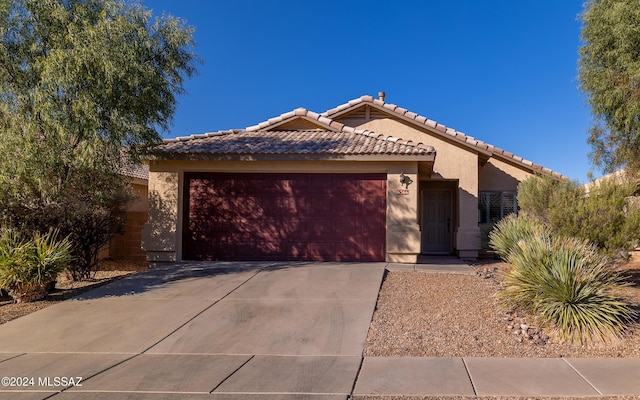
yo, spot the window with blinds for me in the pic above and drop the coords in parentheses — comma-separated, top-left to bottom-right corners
(478, 191, 517, 224)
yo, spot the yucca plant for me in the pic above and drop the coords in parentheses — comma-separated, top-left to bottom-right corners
(489, 214, 550, 260)
(498, 233, 553, 313)
(500, 235, 635, 343)
(0, 228, 73, 302)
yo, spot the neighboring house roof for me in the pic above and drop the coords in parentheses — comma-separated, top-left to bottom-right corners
(155, 95, 564, 178)
(119, 161, 149, 180)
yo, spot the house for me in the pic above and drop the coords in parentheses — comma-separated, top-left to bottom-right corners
(141, 94, 564, 263)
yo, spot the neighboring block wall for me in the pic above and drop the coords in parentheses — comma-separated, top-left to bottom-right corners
(106, 179, 149, 262)
(108, 211, 148, 262)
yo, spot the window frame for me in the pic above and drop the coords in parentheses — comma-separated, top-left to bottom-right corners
(478, 191, 518, 224)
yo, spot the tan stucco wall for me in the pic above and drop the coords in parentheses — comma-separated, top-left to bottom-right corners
(142, 160, 422, 263)
(345, 115, 545, 257)
(351, 117, 482, 257)
(479, 157, 533, 192)
(385, 163, 420, 263)
(142, 171, 180, 262)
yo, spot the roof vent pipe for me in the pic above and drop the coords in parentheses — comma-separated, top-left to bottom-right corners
(378, 91, 385, 102)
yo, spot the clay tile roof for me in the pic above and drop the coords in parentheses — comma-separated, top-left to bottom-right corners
(119, 160, 149, 180)
(157, 94, 564, 178)
(159, 129, 436, 157)
(158, 105, 436, 159)
(322, 95, 566, 179)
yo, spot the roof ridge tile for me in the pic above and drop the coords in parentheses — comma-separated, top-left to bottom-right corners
(395, 106, 408, 115)
(342, 125, 356, 134)
(306, 110, 321, 120)
(317, 115, 333, 125)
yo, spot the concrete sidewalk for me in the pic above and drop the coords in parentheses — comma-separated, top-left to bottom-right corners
(0, 260, 638, 399)
(354, 356, 640, 397)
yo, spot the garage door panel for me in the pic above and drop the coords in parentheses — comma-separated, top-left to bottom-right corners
(333, 196, 360, 218)
(361, 227, 386, 242)
(279, 220, 309, 240)
(305, 242, 336, 261)
(335, 243, 361, 261)
(282, 243, 304, 259)
(254, 219, 308, 241)
(258, 242, 283, 258)
(307, 196, 333, 215)
(236, 242, 258, 257)
(363, 195, 385, 209)
(254, 222, 280, 242)
(307, 220, 336, 240)
(183, 173, 386, 261)
(334, 220, 359, 236)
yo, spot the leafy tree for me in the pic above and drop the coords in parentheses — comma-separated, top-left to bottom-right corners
(579, 0, 640, 173)
(0, 0, 198, 279)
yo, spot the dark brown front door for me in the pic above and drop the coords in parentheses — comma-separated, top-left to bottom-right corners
(183, 172, 387, 261)
(421, 189, 453, 254)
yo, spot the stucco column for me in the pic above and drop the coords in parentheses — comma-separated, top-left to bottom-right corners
(386, 164, 420, 263)
(141, 170, 181, 263)
(455, 167, 481, 259)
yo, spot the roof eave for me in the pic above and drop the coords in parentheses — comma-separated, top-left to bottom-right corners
(150, 152, 436, 163)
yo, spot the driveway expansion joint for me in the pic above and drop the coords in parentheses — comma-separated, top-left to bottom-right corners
(209, 354, 255, 393)
(141, 265, 266, 355)
(563, 357, 604, 396)
(461, 357, 478, 396)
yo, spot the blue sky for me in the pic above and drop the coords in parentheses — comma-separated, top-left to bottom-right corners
(145, 0, 595, 182)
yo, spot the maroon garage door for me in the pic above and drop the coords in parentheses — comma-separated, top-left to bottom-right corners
(182, 172, 386, 261)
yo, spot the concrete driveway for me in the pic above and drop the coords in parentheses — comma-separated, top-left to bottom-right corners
(0, 261, 386, 399)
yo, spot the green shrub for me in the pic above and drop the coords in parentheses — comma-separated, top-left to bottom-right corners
(516, 174, 562, 222)
(0, 228, 73, 302)
(500, 235, 635, 343)
(0, 167, 133, 281)
(488, 214, 550, 260)
(517, 174, 640, 256)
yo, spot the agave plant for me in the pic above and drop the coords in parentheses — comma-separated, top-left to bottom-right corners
(0, 228, 73, 302)
(500, 234, 635, 343)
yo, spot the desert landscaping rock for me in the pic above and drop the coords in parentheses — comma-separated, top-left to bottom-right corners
(365, 261, 640, 358)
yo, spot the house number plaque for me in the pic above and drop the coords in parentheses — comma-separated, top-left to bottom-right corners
(397, 189, 409, 195)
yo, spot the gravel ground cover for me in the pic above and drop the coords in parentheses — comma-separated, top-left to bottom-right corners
(364, 259, 640, 358)
(359, 259, 640, 400)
